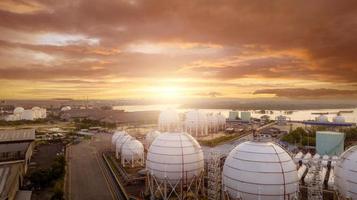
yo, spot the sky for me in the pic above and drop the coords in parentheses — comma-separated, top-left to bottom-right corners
(0, 0, 357, 100)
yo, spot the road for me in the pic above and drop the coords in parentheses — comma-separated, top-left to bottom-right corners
(67, 134, 117, 200)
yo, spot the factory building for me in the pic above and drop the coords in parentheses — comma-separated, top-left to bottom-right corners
(228, 111, 239, 120)
(240, 111, 251, 122)
(316, 131, 345, 156)
(0, 129, 35, 200)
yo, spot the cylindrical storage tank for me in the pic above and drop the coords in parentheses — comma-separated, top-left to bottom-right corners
(146, 132, 204, 184)
(158, 109, 180, 132)
(322, 155, 330, 167)
(331, 155, 339, 167)
(145, 130, 160, 149)
(115, 134, 132, 158)
(185, 110, 208, 137)
(121, 139, 144, 167)
(298, 165, 307, 180)
(335, 146, 357, 199)
(294, 152, 303, 164)
(222, 141, 299, 200)
(303, 152, 312, 164)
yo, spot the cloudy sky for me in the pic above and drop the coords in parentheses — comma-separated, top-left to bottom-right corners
(0, 0, 357, 100)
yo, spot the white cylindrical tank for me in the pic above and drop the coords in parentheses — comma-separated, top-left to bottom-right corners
(333, 116, 345, 123)
(222, 141, 299, 200)
(294, 152, 303, 164)
(335, 146, 357, 199)
(185, 110, 208, 137)
(121, 139, 144, 167)
(331, 155, 339, 167)
(145, 130, 160, 149)
(303, 152, 312, 164)
(313, 153, 321, 164)
(146, 132, 204, 184)
(328, 168, 335, 189)
(158, 109, 180, 132)
(298, 165, 307, 180)
(115, 134, 132, 158)
(322, 155, 330, 167)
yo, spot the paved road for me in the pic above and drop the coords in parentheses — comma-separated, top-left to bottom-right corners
(68, 135, 114, 200)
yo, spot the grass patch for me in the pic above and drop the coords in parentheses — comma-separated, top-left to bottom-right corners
(198, 133, 242, 147)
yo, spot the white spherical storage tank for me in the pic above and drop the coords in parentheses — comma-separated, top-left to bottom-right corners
(158, 108, 180, 132)
(32, 107, 41, 119)
(13, 107, 24, 115)
(185, 110, 208, 137)
(61, 106, 71, 111)
(146, 132, 204, 199)
(121, 139, 145, 167)
(222, 141, 299, 200)
(216, 113, 226, 130)
(207, 114, 219, 133)
(115, 134, 132, 159)
(335, 145, 357, 200)
(316, 115, 329, 123)
(145, 130, 160, 149)
(333, 116, 345, 123)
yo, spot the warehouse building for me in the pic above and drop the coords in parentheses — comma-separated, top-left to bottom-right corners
(0, 129, 35, 200)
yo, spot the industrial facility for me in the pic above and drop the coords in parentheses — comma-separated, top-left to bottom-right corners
(5, 107, 47, 121)
(103, 109, 357, 200)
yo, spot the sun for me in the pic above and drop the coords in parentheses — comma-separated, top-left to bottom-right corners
(147, 86, 183, 99)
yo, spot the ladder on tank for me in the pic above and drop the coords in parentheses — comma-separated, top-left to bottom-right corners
(307, 160, 323, 200)
(207, 151, 222, 200)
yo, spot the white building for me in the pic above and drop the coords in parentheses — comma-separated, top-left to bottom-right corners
(240, 111, 251, 122)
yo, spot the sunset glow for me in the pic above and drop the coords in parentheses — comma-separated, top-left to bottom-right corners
(0, 0, 357, 100)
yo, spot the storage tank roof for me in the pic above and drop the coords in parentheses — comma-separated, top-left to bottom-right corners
(146, 132, 204, 184)
(223, 141, 299, 200)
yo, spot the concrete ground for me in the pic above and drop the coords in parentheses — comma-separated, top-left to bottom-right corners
(67, 134, 114, 200)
